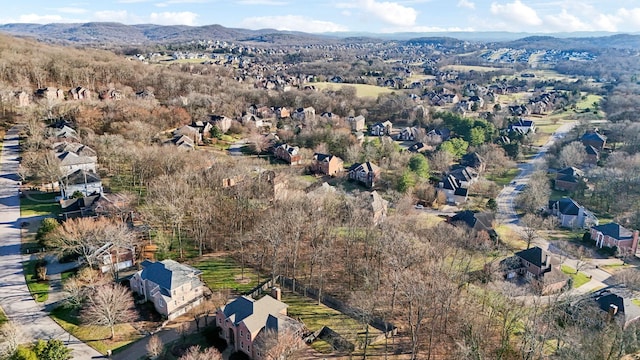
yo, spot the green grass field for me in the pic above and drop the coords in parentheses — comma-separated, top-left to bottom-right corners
(561, 264, 591, 288)
(194, 256, 265, 294)
(576, 94, 602, 110)
(23, 259, 49, 302)
(487, 168, 519, 187)
(311, 82, 396, 98)
(20, 192, 60, 217)
(282, 291, 383, 354)
(50, 306, 141, 355)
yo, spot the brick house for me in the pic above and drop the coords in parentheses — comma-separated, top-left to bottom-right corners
(130, 260, 207, 320)
(591, 223, 639, 254)
(310, 153, 343, 176)
(555, 167, 584, 192)
(274, 144, 302, 165)
(347, 115, 366, 132)
(348, 162, 380, 188)
(216, 291, 302, 359)
(501, 246, 569, 295)
(581, 130, 607, 151)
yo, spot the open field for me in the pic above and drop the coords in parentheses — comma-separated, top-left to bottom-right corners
(487, 168, 519, 187)
(282, 290, 384, 354)
(51, 306, 141, 355)
(561, 264, 591, 288)
(312, 82, 397, 98)
(194, 256, 265, 295)
(576, 94, 603, 110)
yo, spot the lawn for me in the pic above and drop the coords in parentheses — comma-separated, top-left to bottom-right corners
(495, 224, 527, 251)
(561, 264, 591, 288)
(576, 94, 603, 110)
(282, 291, 384, 354)
(50, 306, 141, 355)
(20, 191, 60, 217)
(23, 259, 49, 302)
(311, 82, 396, 98)
(193, 256, 265, 295)
(487, 168, 519, 187)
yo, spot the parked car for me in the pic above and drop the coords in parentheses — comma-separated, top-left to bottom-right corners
(415, 204, 424, 209)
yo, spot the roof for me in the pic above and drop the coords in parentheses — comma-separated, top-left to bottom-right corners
(60, 193, 101, 211)
(349, 161, 379, 174)
(585, 145, 599, 155)
(550, 198, 581, 216)
(450, 210, 493, 232)
(57, 151, 95, 166)
(557, 167, 583, 177)
(370, 191, 388, 213)
(221, 295, 289, 335)
(590, 286, 640, 327)
(313, 153, 341, 163)
(460, 152, 484, 168)
(140, 260, 203, 297)
(581, 131, 607, 143)
(64, 169, 101, 186)
(515, 247, 547, 268)
(591, 223, 634, 241)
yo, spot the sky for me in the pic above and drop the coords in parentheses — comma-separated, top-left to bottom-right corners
(3, 0, 640, 34)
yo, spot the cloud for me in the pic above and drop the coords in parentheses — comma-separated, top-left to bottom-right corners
(149, 11, 199, 25)
(93, 10, 136, 23)
(239, 15, 347, 32)
(155, 0, 210, 6)
(490, 0, 542, 26)
(457, 0, 475, 10)
(5, 14, 70, 23)
(236, 0, 287, 4)
(380, 25, 474, 33)
(360, 0, 418, 26)
(544, 9, 589, 32)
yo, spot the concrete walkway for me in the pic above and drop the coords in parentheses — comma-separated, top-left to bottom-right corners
(0, 126, 103, 359)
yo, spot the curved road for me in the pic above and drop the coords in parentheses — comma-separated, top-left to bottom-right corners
(0, 126, 102, 359)
(496, 121, 615, 288)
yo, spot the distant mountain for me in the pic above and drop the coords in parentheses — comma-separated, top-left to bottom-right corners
(1, 22, 640, 50)
(0, 22, 334, 45)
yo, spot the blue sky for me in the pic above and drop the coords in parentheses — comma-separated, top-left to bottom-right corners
(3, 0, 640, 34)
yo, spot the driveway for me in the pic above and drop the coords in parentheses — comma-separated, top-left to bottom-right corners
(0, 126, 103, 359)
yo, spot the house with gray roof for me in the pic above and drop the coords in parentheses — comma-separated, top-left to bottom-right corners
(130, 260, 207, 320)
(216, 291, 302, 359)
(60, 169, 103, 199)
(549, 197, 598, 229)
(56, 151, 97, 176)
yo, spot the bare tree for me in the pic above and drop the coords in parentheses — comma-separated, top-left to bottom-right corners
(521, 214, 544, 249)
(146, 335, 163, 359)
(178, 345, 222, 360)
(46, 217, 103, 268)
(254, 328, 302, 360)
(81, 283, 136, 339)
(0, 321, 23, 357)
(558, 141, 587, 168)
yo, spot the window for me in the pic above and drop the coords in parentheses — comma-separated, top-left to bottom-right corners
(241, 342, 243, 349)
(247, 333, 250, 340)
(218, 318, 221, 325)
(240, 330, 243, 337)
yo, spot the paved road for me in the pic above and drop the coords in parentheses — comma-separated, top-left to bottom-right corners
(495, 122, 617, 289)
(0, 126, 103, 359)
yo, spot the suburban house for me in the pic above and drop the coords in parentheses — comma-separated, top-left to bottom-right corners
(310, 153, 344, 176)
(449, 166, 479, 187)
(348, 162, 380, 188)
(191, 120, 213, 137)
(130, 260, 207, 320)
(291, 107, 316, 124)
(426, 128, 451, 143)
(49, 125, 79, 142)
(509, 119, 536, 134)
(581, 130, 607, 151)
(590, 286, 640, 328)
(437, 174, 469, 205)
(370, 121, 393, 136)
(35, 87, 64, 101)
(164, 135, 195, 150)
(584, 144, 600, 166)
(555, 167, 584, 192)
(52, 142, 97, 159)
(173, 125, 202, 144)
(216, 291, 302, 359)
(59, 169, 103, 199)
(501, 246, 569, 295)
(590, 223, 639, 254)
(460, 152, 485, 173)
(548, 198, 598, 229)
(210, 115, 233, 134)
(59, 194, 102, 220)
(57, 151, 97, 176)
(370, 191, 389, 225)
(273, 144, 302, 165)
(346, 115, 366, 132)
(68, 86, 91, 100)
(275, 107, 291, 119)
(396, 127, 420, 141)
(88, 242, 136, 274)
(449, 210, 495, 234)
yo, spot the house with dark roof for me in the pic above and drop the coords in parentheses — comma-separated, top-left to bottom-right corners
(581, 130, 607, 152)
(460, 152, 485, 173)
(60, 169, 103, 199)
(273, 144, 302, 165)
(216, 291, 302, 359)
(449, 210, 495, 234)
(310, 153, 343, 176)
(348, 162, 380, 188)
(408, 142, 431, 153)
(498, 246, 569, 295)
(554, 167, 584, 192)
(509, 119, 536, 134)
(396, 126, 420, 141)
(437, 174, 469, 205)
(130, 260, 207, 320)
(549, 198, 598, 229)
(586, 286, 640, 328)
(370, 121, 393, 136)
(584, 144, 600, 166)
(590, 223, 639, 254)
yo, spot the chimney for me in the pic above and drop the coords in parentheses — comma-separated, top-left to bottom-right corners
(632, 230, 639, 255)
(271, 287, 281, 301)
(609, 304, 619, 317)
